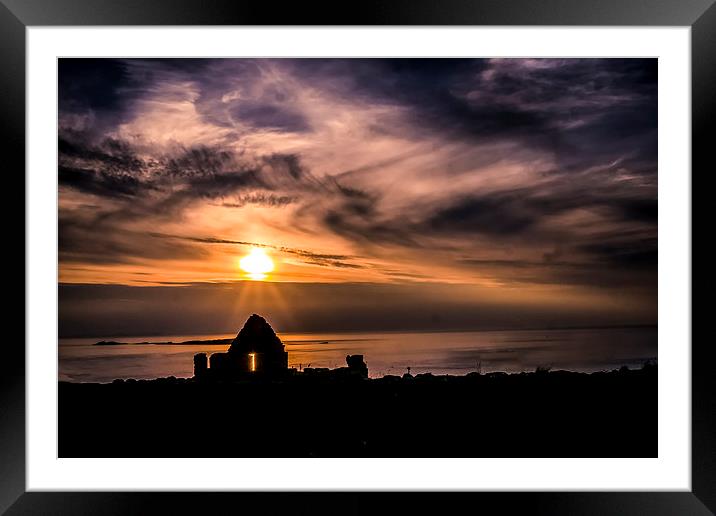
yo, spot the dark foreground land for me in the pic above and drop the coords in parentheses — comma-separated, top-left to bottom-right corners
(59, 365, 656, 457)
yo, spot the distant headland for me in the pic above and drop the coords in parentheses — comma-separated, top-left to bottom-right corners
(94, 338, 233, 346)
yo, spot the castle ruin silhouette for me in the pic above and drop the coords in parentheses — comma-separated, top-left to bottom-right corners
(193, 314, 367, 380)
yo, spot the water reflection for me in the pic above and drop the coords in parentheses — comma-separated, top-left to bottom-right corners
(59, 326, 657, 383)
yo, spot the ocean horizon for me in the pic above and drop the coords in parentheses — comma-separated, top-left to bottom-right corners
(59, 326, 657, 382)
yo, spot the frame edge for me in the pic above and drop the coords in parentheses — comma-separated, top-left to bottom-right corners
(0, 0, 26, 514)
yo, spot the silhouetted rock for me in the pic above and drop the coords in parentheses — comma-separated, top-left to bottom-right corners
(346, 354, 368, 378)
(304, 367, 330, 375)
(193, 353, 207, 378)
(486, 372, 508, 379)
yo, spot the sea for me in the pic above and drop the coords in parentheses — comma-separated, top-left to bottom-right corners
(58, 326, 657, 383)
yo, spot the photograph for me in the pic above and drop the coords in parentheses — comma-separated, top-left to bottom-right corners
(57, 57, 658, 458)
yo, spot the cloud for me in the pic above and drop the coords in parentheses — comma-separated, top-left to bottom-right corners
(579, 240, 657, 269)
(58, 136, 310, 207)
(59, 215, 210, 265)
(278, 58, 656, 165)
(220, 193, 296, 208)
(229, 102, 310, 132)
(58, 58, 657, 296)
(153, 233, 366, 269)
(59, 165, 143, 198)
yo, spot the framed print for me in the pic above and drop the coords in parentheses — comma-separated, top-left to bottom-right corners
(3, 0, 712, 514)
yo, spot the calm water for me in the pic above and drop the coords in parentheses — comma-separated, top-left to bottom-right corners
(58, 327, 657, 383)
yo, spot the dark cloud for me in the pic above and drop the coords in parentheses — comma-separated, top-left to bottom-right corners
(59, 165, 143, 198)
(58, 136, 306, 204)
(165, 146, 235, 177)
(152, 233, 366, 270)
(310, 173, 656, 258)
(459, 255, 655, 288)
(283, 58, 656, 166)
(423, 185, 657, 238)
(59, 137, 145, 171)
(229, 103, 310, 132)
(580, 240, 657, 269)
(58, 136, 150, 199)
(426, 192, 537, 236)
(322, 211, 420, 248)
(614, 198, 658, 224)
(59, 59, 136, 117)
(58, 58, 657, 166)
(244, 244, 362, 269)
(221, 193, 296, 208)
(59, 216, 209, 265)
(57, 141, 324, 265)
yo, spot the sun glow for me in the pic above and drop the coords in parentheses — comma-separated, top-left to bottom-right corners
(239, 248, 275, 280)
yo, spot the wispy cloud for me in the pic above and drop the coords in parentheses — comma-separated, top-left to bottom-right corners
(58, 58, 657, 303)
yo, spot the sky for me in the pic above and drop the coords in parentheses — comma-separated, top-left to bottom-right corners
(58, 58, 657, 337)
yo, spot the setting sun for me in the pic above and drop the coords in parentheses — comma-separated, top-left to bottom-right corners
(239, 248, 274, 280)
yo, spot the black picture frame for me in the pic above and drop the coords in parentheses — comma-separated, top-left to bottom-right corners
(2, 0, 710, 514)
